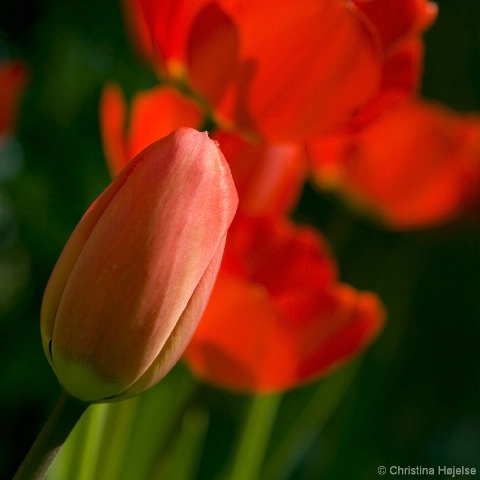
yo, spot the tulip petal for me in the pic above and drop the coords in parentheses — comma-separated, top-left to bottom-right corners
(187, 277, 384, 392)
(138, 0, 210, 76)
(353, 0, 437, 48)
(128, 86, 203, 161)
(221, 216, 336, 291)
(41, 142, 142, 363)
(187, 2, 239, 107)
(185, 271, 298, 392)
(117, 235, 226, 400)
(99, 83, 129, 176)
(99, 84, 204, 176)
(351, 37, 424, 128)
(296, 285, 385, 380)
(213, 131, 307, 216)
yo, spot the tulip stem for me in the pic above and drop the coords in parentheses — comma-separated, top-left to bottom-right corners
(13, 391, 88, 480)
(228, 393, 282, 480)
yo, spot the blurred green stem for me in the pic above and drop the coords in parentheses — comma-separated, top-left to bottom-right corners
(228, 393, 282, 480)
(13, 391, 88, 480)
(262, 362, 359, 479)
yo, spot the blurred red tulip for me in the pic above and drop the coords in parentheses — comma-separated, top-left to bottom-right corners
(134, 0, 382, 142)
(185, 215, 385, 392)
(0, 60, 29, 135)
(41, 128, 238, 402)
(308, 99, 480, 229)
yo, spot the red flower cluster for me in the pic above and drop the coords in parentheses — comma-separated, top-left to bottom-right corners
(117, 0, 480, 232)
(308, 2, 480, 229)
(100, 83, 384, 393)
(100, 0, 476, 392)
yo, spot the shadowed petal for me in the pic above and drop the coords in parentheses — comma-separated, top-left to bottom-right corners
(214, 131, 307, 216)
(353, 0, 437, 48)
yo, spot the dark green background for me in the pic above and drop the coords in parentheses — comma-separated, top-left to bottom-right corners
(1, 0, 480, 478)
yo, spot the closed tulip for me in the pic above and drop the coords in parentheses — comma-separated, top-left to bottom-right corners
(40, 128, 238, 402)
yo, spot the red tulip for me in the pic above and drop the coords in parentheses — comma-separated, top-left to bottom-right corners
(40, 128, 238, 402)
(133, 0, 382, 142)
(185, 215, 385, 392)
(308, 99, 480, 229)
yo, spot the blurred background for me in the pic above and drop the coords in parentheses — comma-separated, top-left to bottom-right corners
(1, 0, 480, 478)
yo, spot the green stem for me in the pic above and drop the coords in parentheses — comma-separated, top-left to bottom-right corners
(75, 403, 110, 480)
(155, 407, 209, 480)
(96, 398, 140, 480)
(13, 391, 88, 480)
(228, 393, 282, 480)
(262, 362, 359, 480)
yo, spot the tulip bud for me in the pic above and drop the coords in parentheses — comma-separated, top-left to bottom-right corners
(40, 128, 238, 402)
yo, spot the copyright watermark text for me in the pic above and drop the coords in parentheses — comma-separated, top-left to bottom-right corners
(377, 466, 477, 477)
